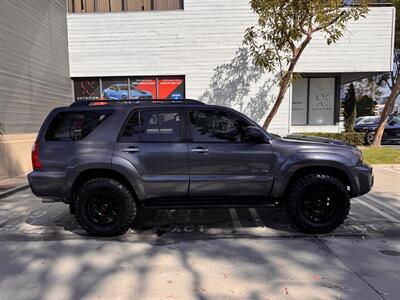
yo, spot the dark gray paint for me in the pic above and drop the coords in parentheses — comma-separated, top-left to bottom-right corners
(28, 102, 373, 205)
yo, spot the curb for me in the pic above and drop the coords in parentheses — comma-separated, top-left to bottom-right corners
(0, 184, 29, 199)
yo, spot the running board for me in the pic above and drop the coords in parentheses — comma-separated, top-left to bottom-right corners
(141, 200, 278, 209)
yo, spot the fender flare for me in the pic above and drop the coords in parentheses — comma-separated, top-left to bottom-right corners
(271, 154, 358, 198)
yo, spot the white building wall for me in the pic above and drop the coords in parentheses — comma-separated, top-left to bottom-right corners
(67, 1, 394, 135)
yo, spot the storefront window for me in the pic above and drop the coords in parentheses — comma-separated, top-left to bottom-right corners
(158, 77, 185, 100)
(102, 78, 129, 100)
(73, 76, 185, 101)
(74, 78, 101, 101)
(130, 77, 156, 99)
(291, 77, 336, 126)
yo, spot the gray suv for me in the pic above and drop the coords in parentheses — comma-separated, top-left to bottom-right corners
(28, 99, 373, 236)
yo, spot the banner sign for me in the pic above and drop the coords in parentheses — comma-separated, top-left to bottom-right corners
(74, 79, 100, 101)
(158, 77, 185, 100)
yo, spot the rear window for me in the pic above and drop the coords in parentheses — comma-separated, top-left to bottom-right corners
(45, 110, 112, 141)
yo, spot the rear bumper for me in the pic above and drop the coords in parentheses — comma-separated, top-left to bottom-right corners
(353, 164, 374, 196)
(28, 170, 67, 200)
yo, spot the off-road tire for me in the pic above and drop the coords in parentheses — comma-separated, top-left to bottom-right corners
(285, 174, 350, 234)
(75, 178, 138, 237)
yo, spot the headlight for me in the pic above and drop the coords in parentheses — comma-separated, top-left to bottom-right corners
(350, 148, 363, 162)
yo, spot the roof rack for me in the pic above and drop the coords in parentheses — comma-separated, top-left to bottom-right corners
(70, 99, 205, 107)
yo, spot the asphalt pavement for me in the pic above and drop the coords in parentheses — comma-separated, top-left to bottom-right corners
(0, 165, 399, 300)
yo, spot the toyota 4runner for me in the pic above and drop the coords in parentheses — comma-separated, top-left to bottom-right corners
(28, 99, 374, 236)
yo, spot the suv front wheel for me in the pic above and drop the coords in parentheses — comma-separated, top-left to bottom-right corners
(75, 178, 138, 237)
(285, 174, 350, 234)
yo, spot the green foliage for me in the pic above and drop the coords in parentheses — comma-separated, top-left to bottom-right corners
(295, 132, 365, 146)
(356, 95, 376, 117)
(343, 83, 357, 132)
(243, 0, 369, 75)
(361, 147, 400, 165)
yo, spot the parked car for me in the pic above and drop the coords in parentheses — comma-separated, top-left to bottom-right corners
(103, 84, 152, 100)
(28, 99, 373, 237)
(354, 114, 400, 145)
(355, 116, 375, 125)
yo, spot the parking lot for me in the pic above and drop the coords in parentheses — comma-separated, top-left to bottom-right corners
(0, 165, 399, 300)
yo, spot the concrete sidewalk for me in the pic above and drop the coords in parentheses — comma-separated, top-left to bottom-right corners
(0, 175, 29, 199)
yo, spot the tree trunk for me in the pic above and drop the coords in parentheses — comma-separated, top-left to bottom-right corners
(262, 74, 291, 128)
(262, 35, 312, 129)
(371, 77, 400, 147)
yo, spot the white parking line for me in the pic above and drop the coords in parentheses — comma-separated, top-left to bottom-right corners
(384, 168, 400, 174)
(362, 194, 400, 216)
(248, 208, 265, 227)
(354, 198, 400, 223)
(229, 208, 242, 229)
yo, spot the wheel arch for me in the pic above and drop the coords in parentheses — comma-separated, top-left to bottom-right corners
(71, 169, 139, 203)
(272, 164, 356, 201)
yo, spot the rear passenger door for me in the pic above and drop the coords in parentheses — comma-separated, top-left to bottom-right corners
(114, 109, 189, 199)
(186, 109, 274, 198)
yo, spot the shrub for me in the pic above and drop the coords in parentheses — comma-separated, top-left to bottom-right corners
(357, 95, 376, 117)
(291, 132, 365, 146)
(343, 83, 357, 132)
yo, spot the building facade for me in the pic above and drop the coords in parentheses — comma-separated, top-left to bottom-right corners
(0, 0, 72, 178)
(0, 0, 396, 178)
(67, 0, 395, 135)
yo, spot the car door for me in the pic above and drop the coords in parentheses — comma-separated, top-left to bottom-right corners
(385, 115, 400, 141)
(114, 108, 189, 199)
(186, 108, 274, 198)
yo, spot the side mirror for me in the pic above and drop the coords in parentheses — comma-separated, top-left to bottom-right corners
(388, 120, 396, 126)
(243, 126, 267, 144)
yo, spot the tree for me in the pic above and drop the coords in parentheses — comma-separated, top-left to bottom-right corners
(353, 76, 384, 101)
(372, 0, 400, 147)
(356, 95, 376, 117)
(243, 0, 369, 129)
(343, 83, 357, 132)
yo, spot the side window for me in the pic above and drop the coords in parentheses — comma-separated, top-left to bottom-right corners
(45, 111, 112, 141)
(121, 111, 140, 142)
(140, 110, 181, 142)
(188, 110, 250, 143)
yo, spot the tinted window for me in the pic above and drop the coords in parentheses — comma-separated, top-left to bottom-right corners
(189, 110, 250, 142)
(140, 111, 181, 142)
(121, 111, 140, 142)
(45, 111, 112, 141)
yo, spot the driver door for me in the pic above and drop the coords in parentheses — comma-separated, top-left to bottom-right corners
(186, 108, 274, 198)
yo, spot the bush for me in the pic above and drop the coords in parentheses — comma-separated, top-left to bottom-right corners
(291, 132, 365, 146)
(343, 83, 357, 132)
(357, 95, 375, 117)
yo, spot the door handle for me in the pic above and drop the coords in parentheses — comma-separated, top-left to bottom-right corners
(123, 147, 141, 153)
(190, 147, 209, 154)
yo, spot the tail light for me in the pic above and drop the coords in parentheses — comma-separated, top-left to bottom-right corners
(31, 141, 42, 169)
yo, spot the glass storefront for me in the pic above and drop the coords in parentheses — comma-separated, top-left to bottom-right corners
(291, 77, 337, 126)
(72, 76, 185, 101)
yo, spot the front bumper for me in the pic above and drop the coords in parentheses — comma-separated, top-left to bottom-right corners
(354, 164, 374, 196)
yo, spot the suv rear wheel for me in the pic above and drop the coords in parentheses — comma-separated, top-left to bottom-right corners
(75, 178, 138, 237)
(285, 174, 350, 234)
